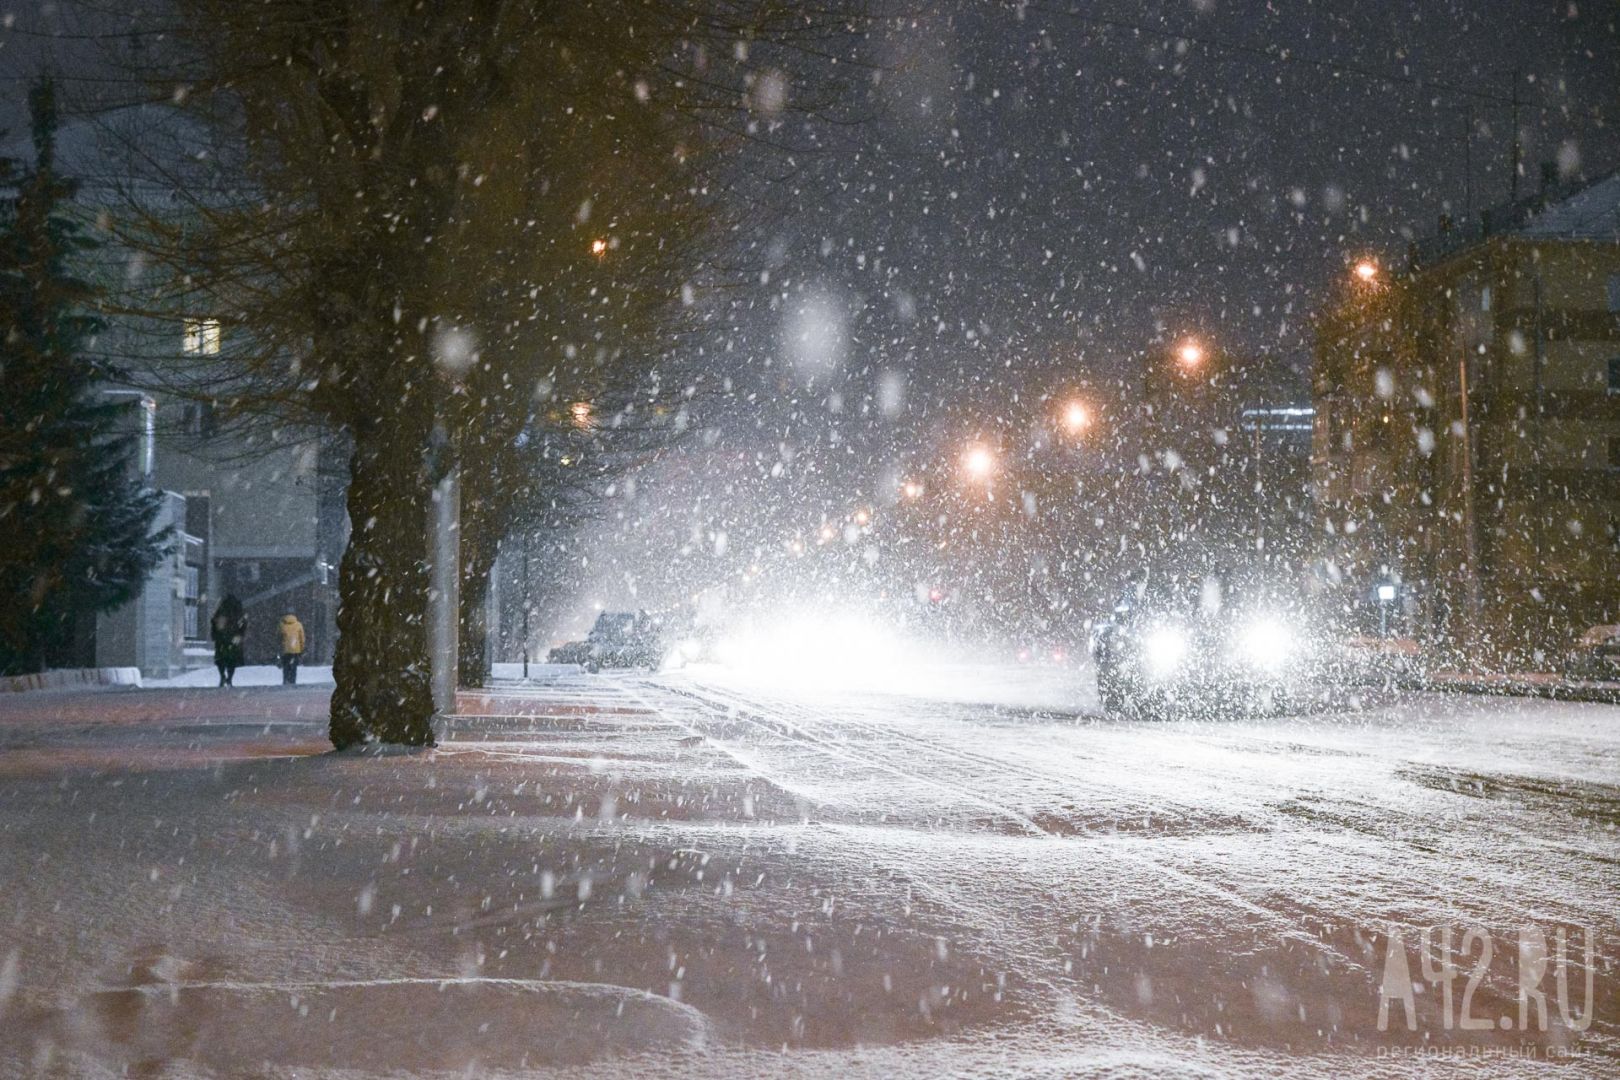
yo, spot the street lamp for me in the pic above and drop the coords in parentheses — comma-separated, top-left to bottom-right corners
(590, 238, 609, 257)
(900, 480, 925, 499)
(961, 443, 995, 481)
(1376, 582, 1397, 638)
(1061, 399, 1091, 435)
(1353, 259, 1379, 284)
(1175, 340, 1205, 371)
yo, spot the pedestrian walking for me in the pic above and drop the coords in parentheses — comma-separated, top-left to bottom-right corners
(278, 612, 306, 685)
(210, 595, 246, 687)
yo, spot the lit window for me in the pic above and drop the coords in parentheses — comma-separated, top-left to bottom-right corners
(182, 318, 221, 355)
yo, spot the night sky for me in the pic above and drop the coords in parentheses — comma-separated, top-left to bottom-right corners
(3, 1, 1617, 623)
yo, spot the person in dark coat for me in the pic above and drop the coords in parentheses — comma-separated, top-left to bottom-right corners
(210, 595, 247, 687)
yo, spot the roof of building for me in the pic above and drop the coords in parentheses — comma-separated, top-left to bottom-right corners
(1516, 170, 1620, 241)
(1410, 167, 1620, 267)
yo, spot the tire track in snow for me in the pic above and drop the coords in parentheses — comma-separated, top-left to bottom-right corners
(639, 677, 1339, 955)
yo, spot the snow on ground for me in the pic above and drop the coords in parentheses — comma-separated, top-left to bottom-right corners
(0, 665, 1614, 1076)
(144, 663, 336, 688)
(141, 662, 571, 691)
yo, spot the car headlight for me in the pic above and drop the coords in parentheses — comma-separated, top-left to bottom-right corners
(1238, 615, 1292, 670)
(1142, 625, 1189, 677)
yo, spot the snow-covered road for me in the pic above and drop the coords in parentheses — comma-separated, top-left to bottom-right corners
(0, 667, 1613, 1076)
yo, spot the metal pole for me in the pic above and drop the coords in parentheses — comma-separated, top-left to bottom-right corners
(521, 533, 530, 681)
(428, 463, 460, 716)
(1458, 347, 1484, 633)
(1532, 263, 1547, 557)
(1252, 410, 1264, 550)
(1462, 103, 1474, 216)
(1508, 67, 1522, 203)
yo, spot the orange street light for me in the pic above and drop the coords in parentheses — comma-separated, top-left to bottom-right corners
(901, 480, 925, 499)
(1061, 400, 1092, 434)
(590, 238, 609, 257)
(1353, 259, 1379, 283)
(962, 443, 996, 481)
(1175, 340, 1205, 371)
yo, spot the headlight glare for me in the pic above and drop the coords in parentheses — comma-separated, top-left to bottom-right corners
(1239, 615, 1292, 670)
(1142, 625, 1189, 677)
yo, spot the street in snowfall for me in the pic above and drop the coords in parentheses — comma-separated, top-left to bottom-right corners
(0, 663, 1615, 1076)
(1, 0, 1619, 1077)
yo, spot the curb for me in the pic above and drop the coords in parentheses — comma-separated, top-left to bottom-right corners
(1421, 676, 1620, 705)
(0, 667, 144, 694)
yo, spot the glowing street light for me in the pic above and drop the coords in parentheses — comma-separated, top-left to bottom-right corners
(852, 508, 871, 526)
(570, 401, 594, 428)
(1175, 340, 1205, 371)
(901, 480, 925, 499)
(1353, 259, 1379, 283)
(590, 237, 609, 257)
(962, 443, 996, 481)
(1061, 400, 1092, 434)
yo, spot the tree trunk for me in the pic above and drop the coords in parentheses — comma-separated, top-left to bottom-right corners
(329, 434, 435, 749)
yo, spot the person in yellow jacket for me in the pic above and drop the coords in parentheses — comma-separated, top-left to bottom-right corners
(278, 613, 306, 685)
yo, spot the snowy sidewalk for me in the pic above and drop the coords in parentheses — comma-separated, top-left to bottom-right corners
(0, 676, 1010, 1076)
(144, 662, 335, 688)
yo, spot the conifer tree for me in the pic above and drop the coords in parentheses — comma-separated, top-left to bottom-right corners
(0, 77, 167, 675)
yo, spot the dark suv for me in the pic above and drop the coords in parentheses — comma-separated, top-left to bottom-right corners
(1090, 568, 1326, 717)
(549, 611, 665, 672)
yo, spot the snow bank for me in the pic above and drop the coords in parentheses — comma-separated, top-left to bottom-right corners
(0, 667, 142, 694)
(143, 663, 334, 688)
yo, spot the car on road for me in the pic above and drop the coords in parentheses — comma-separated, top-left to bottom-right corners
(548, 611, 665, 672)
(1090, 568, 1326, 717)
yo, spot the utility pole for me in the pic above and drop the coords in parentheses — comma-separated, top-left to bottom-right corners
(1457, 347, 1484, 634)
(1462, 103, 1475, 215)
(1251, 408, 1265, 552)
(521, 533, 531, 681)
(1508, 66, 1523, 203)
(1532, 260, 1548, 557)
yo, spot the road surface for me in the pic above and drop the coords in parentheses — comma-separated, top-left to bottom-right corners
(0, 664, 1613, 1076)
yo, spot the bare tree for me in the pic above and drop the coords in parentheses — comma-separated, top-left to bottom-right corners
(100, 0, 867, 745)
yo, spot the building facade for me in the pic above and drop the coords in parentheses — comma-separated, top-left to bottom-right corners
(21, 108, 347, 676)
(1314, 169, 1620, 662)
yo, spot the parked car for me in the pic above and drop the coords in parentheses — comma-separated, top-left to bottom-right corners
(546, 639, 594, 666)
(1566, 624, 1620, 680)
(548, 611, 666, 672)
